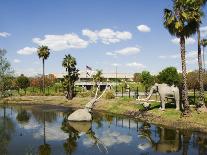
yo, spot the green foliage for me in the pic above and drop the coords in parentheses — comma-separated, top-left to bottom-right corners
(77, 90, 91, 97)
(92, 70, 103, 84)
(133, 73, 142, 82)
(62, 54, 79, 100)
(157, 67, 181, 86)
(104, 89, 115, 99)
(140, 71, 155, 92)
(37, 46, 50, 60)
(163, 0, 201, 38)
(16, 74, 30, 93)
(0, 49, 14, 98)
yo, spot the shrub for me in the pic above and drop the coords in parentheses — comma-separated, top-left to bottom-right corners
(77, 90, 91, 97)
(104, 90, 115, 99)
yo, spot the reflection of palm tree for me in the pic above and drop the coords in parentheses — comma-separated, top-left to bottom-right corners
(61, 118, 79, 155)
(31, 109, 57, 123)
(0, 106, 15, 154)
(196, 133, 207, 155)
(138, 123, 182, 153)
(38, 112, 51, 155)
(16, 109, 30, 124)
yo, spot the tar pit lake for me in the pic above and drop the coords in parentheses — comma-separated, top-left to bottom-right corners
(0, 104, 206, 155)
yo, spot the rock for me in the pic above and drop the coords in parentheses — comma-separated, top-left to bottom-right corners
(68, 109, 92, 121)
(69, 121, 92, 133)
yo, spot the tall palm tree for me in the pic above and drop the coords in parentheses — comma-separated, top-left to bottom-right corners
(196, 0, 206, 109)
(62, 54, 79, 100)
(37, 46, 50, 94)
(163, 0, 200, 115)
(201, 39, 207, 72)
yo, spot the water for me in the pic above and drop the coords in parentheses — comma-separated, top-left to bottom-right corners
(0, 105, 207, 155)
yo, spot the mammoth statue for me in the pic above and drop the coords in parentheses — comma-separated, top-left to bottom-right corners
(145, 83, 180, 110)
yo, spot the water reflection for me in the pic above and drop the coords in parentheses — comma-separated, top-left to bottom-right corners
(0, 106, 15, 154)
(0, 105, 207, 155)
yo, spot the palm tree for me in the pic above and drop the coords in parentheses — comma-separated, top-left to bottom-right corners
(201, 39, 207, 72)
(93, 70, 103, 86)
(37, 46, 50, 94)
(163, 0, 200, 115)
(62, 54, 79, 100)
(196, 0, 206, 109)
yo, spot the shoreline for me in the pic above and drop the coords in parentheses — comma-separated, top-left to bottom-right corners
(1, 95, 207, 133)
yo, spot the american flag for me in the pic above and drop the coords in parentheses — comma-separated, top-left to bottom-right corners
(86, 65, 92, 77)
(86, 65, 92, 70)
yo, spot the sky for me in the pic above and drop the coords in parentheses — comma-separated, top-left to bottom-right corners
(0, 0, 207, 76)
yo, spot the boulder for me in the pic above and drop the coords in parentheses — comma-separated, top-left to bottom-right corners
(68, 109, 92, 121)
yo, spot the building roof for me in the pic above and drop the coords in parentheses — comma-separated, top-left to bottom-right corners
(53, 70, 133, 79)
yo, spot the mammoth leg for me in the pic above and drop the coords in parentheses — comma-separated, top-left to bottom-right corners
(160, 96, 165, 110)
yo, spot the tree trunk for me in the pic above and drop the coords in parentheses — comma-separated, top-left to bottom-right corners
(197, 29, 205, 109)
(180, 36, 190, 115)
(43, 58, 45, 94)
(203, 45, 205, 72)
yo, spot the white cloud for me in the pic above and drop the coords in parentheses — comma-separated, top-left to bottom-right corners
(171, 37, 196, 45)
(0, 32, 11, 38)
(137, 25, 151, 32)
(33, 123, 68, 141)
(17, 47, 37, 55)
(115, 47, 140, 55)
(126, 62, 145, 68)
(14, 59, 21, 63)
(111, 63, 121, 67)
(82, 28, 132, 44)
(83, 130, 132, 147)
(200, 26, 207, 37)
(106, 52, 117, 56)
(158, 51, 198, 65)
(33, 33, 89, 51)
(158, 55, 167, 59)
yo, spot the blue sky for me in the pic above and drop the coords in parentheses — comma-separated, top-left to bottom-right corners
(0, 0, 207, 76)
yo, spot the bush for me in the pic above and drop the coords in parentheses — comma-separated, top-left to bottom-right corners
(104, 90, 115, 99)
(77, 90, 91, 97)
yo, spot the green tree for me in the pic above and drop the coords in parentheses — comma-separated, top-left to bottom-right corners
(196, 0, 207, 109)
(16, 74, 30, 94)
(92, 70, 103, 86)
(140, 71, 154, 95)
(133, 73, 141, 83)
(187, 71, 199, 90)
(62, 54, 79, 100)
(201, 39, 207, 72)
(0, 49, 13, 98)
(163, 0, 200, 115)
(37, 45, 50, 94)
(157, 67, 181, 86)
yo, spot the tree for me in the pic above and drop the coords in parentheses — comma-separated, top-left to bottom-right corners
(140, 71, 154, 95)
(195, 0, 207, 109)
(92, 70, 104, 86)
(157, 67, 181, 86)
(133, 73, 142, 83)
(16, 74, 30, 94)
(0, 49, 13, 98)
(37, 45, 50, 94)
(163, 0, 200, 115)
(201, 39, 207, 72)
(62, 54, 79, 100)
(187, 71, 199, 90)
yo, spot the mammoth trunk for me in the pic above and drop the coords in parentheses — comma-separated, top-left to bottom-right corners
(146, 87, 154, 101)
